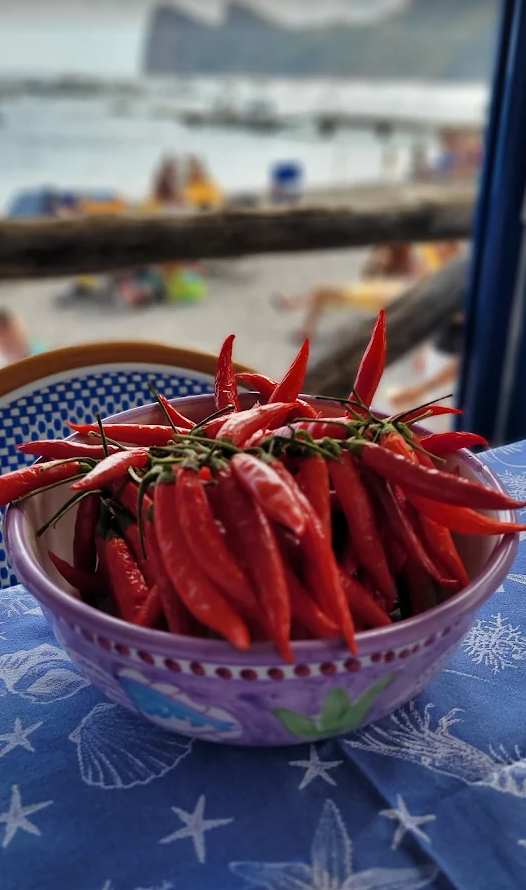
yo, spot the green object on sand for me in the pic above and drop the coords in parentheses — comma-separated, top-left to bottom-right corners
(166, 269, 208, 303)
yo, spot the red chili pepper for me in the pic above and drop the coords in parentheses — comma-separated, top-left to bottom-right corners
(144, 519, 195, 635)
(354, 440, 526, 510)
(339, 570, 392, 628)
(114, 480, 152, 526)
(285, 564, 338, 639)
(351, 309, 386, 408)
(215, 466, 292, 662)
(419, 431, 488, 456)
(295, 455, 331, 538)
(154, 479, 250, 649)
(235, 372, 277, 400)
(71, 449, 150, 492)
(66, 422, 182, 447)
(270, 418, 350, 442)
(379, 478, 458, 589)
(417, 514, 469, 587)
(0, 460, 90, 510)
(219, 401, 295, 446)
(405, 495, 526, 536)
(329, 451, 395, 606)
(268, 339, 310, 403)
(104, 532, 150, 623)
(135, 584, 165, 629)
(282, 400, 320, 422)
(381, 530, 406, 578)
(18, 440, 119, 460)
(231, 453, 306, 537)
(294, 490, 357, 654)
(399, 560, 436, 616)
(156, 393, 194, 430)
(115, 512, 156, 589)
(214, 334, 240, 412)
(400, 404, 462, 423)
(175, 467, 258, 615)
(382, 430, 468, 586)
(73, 493, 100, 574)
(48, 550, 100, 599)
(340, 538, 360, 577)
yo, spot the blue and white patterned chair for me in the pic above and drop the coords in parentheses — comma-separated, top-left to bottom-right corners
(0, 341, 253, 588)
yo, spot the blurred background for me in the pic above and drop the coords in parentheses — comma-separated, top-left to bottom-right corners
(0, 0, 501, 413)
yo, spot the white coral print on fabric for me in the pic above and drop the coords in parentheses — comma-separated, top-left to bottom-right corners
(0, 643, 90, 703)
(230, 799, 437, 890)
(159, 795, 233, 864)
(347, 702, 526, 798)
(495, 470, 526, 502)
(69, 702, 192, 790)
(463, 613, 526, 673)
(0, 587, 41, 620)
(0, 784, 53, 848)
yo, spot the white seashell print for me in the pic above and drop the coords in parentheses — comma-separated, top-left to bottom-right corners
(0, 643, 90, 703)
(69, 702, 192, 790)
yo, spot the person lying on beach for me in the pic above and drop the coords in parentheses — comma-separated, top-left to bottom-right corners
(273, 244, 420, 341)
(273, 242, 461, 343)
(0, 309, 46, 366)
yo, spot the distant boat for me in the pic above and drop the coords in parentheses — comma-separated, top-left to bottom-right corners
(180, 90, 282, 133)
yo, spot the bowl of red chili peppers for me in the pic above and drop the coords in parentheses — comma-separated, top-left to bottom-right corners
(3, 315, 523, 745)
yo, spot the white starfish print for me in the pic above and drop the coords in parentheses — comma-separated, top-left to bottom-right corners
(159, 795, 233, 864)
(231, 798, 437, 889)
(380, 794, 436, 850)
(289, 745, 343, 790)
(0, 717, 43, 758)
(518, 839, 526, 849)
(0, 784, 53, 848)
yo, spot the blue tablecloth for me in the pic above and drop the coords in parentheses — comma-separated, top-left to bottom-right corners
(2, 445, 526, 890)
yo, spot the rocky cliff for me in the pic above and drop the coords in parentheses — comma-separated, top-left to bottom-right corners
(143, 0, 500, 80)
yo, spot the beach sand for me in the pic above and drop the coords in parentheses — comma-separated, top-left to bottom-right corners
(0, 247, 453, 428)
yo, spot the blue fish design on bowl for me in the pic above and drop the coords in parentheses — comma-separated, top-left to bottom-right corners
(118, 670, 241, 740)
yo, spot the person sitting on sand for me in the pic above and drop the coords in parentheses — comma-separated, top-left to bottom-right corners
(0, 309, 45, 366)
(151, 155, 183, 208)
(183, 155, 223, 211)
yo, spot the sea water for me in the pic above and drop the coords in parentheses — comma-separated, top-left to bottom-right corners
(0, 76, 488, 213)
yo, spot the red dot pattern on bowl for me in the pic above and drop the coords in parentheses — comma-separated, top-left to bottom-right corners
(67, 619, 454, 680)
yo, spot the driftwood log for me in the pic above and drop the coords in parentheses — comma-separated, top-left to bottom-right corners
(0, 182, 474, 280)
(304, 253, 469, 397)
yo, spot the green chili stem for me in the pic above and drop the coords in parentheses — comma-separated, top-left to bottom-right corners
(191, 404, 235, 433)
(148, 380, 179, 434)
(36, 489, 103, 537)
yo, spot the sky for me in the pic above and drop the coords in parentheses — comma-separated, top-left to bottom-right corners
(0, 1, 407, 77)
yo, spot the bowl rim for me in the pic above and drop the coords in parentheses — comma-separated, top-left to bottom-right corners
(4, 394, 519, 660)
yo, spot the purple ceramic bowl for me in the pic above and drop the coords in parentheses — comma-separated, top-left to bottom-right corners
(4, 393, 518, 746)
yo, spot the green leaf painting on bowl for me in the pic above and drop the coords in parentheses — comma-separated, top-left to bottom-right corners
(272, 674, 396, 740)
